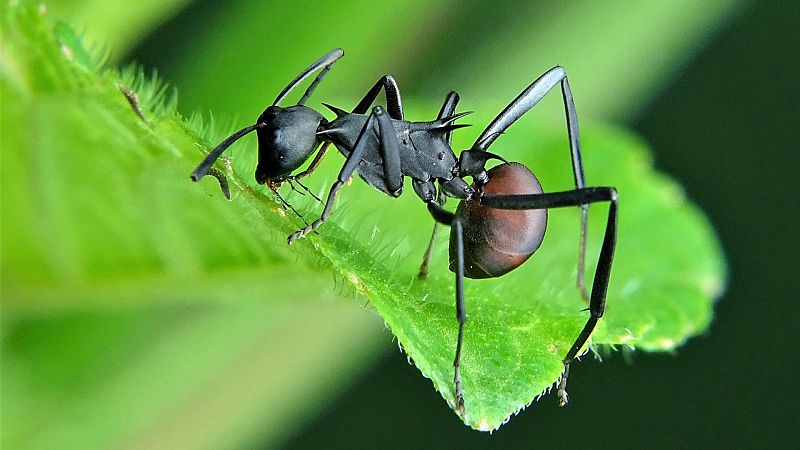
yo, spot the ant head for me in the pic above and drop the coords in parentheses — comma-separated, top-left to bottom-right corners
(189, 49, 344, 187)
(254, 105, 326, 185)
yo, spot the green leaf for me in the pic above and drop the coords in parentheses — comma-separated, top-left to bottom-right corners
(1, 0, 725, 440)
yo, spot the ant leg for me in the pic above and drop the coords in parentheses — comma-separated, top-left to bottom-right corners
(273, 48, 344, 107)
(268, 184, 311, 227)
(480, 186, 618, 406)
(352, 75, 404, 119)
(415, 181, 455, 225)
(412, 181, 464, 411)
(418, 222, 438, 280)
(473, 67, 590, 301)
(373, 107, 403, 195)
(287, 108, 405, 244)
(452, 218, 468, 414)
(416, 186, 448, 280)
(284, 178, 322, 203)
(282, 142, 332, 204)
(286, 114, 374, 244)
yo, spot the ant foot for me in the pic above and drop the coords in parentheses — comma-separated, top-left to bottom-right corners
(557, 387, 569, 407)
(557, 362, 570, 407)
(454, 366, 465, 415)
(287, 219, 322, 244)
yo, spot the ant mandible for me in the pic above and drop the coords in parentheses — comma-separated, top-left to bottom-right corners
(190, 48, 618, 414)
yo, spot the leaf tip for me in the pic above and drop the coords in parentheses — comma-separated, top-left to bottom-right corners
(477, 419, 494, 432)
(656, 337, 677, 350)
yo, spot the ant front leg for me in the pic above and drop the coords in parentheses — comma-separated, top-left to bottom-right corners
(479, 187, 618, 406)
(473, 67, 591, 301)
(287, 106, 403, 244)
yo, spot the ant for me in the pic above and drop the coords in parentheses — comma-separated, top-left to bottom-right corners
(190, 48, 617, 413)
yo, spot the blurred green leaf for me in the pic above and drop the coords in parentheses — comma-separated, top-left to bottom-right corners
(1, 5, 385, 449)
(44, 0, 195, 61)
(144, 0, 746, 124)
(408, 0, 748, 121)
(3, 304, 385, 449)
(135, 0, 458, 117)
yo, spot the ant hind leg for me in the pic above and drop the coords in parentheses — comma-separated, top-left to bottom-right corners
(479, 187, 618, 406)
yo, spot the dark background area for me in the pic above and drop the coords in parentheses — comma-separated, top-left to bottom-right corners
(124, 1, 797, 448)
(274, 3, 798, 448)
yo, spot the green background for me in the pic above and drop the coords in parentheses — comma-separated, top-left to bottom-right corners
(2, 0, 797, 448)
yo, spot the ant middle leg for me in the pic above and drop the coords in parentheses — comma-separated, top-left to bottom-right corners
(479, 186, 618, 406)
(287, 106, 403, 244)
(414, 182, 447, 279)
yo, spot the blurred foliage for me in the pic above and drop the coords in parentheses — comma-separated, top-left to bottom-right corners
(131, 0, 745, 122)
(1, 4, 385, 448)
(43, 0, 194, 60)
(2, 0, 733, 447)
(404, 0, 747, 120)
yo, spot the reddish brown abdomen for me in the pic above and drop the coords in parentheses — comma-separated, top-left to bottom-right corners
(449, 162, 547, 279)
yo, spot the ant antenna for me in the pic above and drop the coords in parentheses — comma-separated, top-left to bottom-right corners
(273, 48, 344, 107)
(190, 123, 265, 181)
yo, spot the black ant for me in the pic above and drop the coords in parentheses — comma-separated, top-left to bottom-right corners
(190, 48, 617, 413)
